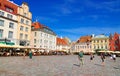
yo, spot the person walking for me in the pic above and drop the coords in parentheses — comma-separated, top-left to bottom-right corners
(78, 51, 84, 66)
(100, 53, 105, 66)
(112, 54, 116, 62)
(90, 53, 94, 62)
(29, 51, 33, 59)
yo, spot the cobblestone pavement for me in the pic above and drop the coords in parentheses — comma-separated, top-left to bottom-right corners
(0, 55, 120, 76)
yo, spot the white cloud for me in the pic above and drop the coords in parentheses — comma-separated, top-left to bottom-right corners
(52, 0, 82, 16)
(33, 16, 58, 23)
(84, 0, 120, 12)
(55, 26, 120, 41)
(55, 26, 120, 35)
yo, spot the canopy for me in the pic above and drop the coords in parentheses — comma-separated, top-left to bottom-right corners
(0, 41, 15, 45)
(113, 51, 120, 53)
(98, 50, 113, 53)
(6, 42, 15, 45)
(0, 44, 23, 48)
(0, 42, 6, 44)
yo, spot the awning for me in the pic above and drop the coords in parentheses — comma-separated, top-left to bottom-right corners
(0, 41, 15, 45)
(98, 50, 113, 53)
(114, 51, 120, 53)
(6, 42, 15, 45)
(0, 42, 6, 44)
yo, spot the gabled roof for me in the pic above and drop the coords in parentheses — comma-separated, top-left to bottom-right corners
(77, 36, 91, 43)
(32, 22, 56, 35)
(57, 37, 68, 45)
(32, 22, 43, 29)
(0, 0, 18, 15)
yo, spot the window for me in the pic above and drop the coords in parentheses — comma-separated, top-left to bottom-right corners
(97, 40, 99, 43)
(34, 39, 36, 43)
(24, 13, 27, 17)
(40, 39, 42, 43)
(21, 19, 24, 23)
(105, 45, 107, 49)
(94, 46, 96, 49)
(26, 20, 29, 25)
(20, 33, 23, 39)
(34, 45, 36, 47)
(9, 22, 14, 29)
(105, 40, 107, 42)
(5, 7, 13, 13)
(25, 34, 28, 40)
(0, 20, 4, 26)
(0, 29, 3, 38)
(34, 32, 37, 37)
(31, 26, 34, 30)
(7, 14, 13, 19)
(98, 46, 99, 49)
(41, 33, 43, 36)
(0, 11, 4, 16)
(101, 46, 103, 49)
(20, 26, 24, 31)
(25, 27, 28, 32)
(8, 31, 13, 38)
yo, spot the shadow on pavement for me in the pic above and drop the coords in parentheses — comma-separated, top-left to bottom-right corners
(73, 64, 80, 67)
(113, 67, 120, 70)
(94, 64, 103, 67)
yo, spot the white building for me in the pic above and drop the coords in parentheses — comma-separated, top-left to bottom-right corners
(56, 37, 70, 53)
(17, 2, 32, 46)
(31, 22, 56, 52)
(0, 0, 18, 45)
(71, 36, 93, 53)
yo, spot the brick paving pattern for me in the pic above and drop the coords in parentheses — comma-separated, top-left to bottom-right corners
(0, 55, 120, 76)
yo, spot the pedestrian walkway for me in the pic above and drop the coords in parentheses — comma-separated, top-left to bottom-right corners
(0, 55, 120, 76)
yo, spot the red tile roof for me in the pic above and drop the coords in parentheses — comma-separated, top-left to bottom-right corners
(77, 36, 91, 43)
(0, 0, 18, 14)
(57, 37, 68, 45)
(32, 22, 49, 30)
(32, 22, 43, 29)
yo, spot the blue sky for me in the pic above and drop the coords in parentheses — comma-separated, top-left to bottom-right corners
(12, 0, 120, 41)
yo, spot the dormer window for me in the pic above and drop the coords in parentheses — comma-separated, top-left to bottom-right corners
(31, 26, 35, 30)
(5, 6, 14, 13)
(24, 13, 27, 17)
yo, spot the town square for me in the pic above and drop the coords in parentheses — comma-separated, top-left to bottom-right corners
(0, 55, 120, 76)
(0, 0, 120, 76)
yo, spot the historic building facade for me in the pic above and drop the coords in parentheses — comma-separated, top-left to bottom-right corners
(72, 36, 92, 53)
(17, 2, 32, 46)
(0, 0, 18, 45)
(31, 22, 56, 52)
(56, 37, 70, 53)
(92, 34, 109, 51)
(109, 33, 120, 51)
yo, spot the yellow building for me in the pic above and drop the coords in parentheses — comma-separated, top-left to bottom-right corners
(92, 34, 109, 51)
(17, 2, 32, 46)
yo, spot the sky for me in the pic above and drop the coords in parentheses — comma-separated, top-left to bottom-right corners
(12, 0, 120, 41)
